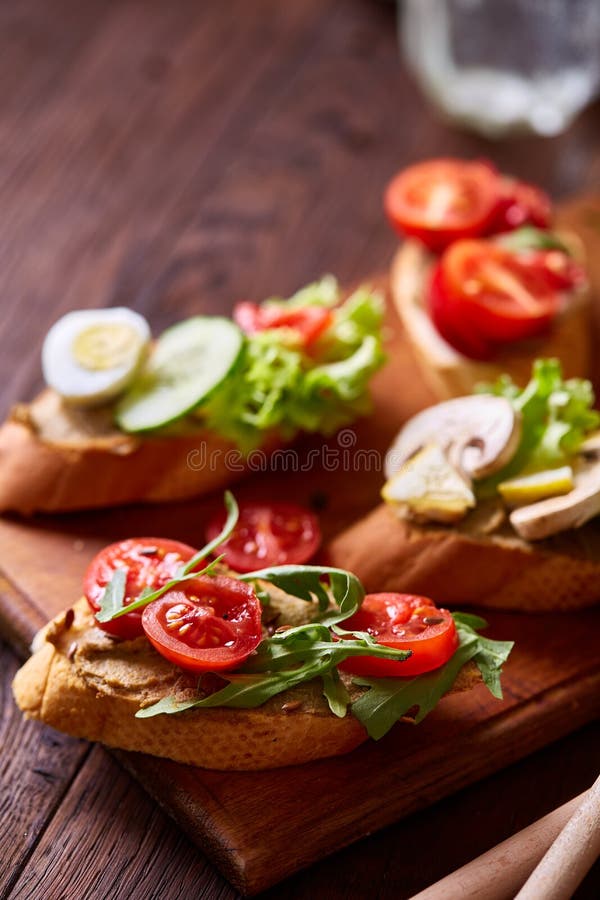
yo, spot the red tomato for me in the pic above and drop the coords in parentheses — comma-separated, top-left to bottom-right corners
(492, 178, 552, 232)
(437, 239, 560, 346)
(233, 301, 333, 346)
(206, 502, 322, 573)
(384, 159, 500, 252)
(84, 538, 198, 640)
(528, 250, 587, 292)
(339, 593, 458, 677)
(428, 263, 495, 360)
(141, 576, 262, 673)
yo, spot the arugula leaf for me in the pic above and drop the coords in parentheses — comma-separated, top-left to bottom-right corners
(239, 564, 365, 625)
(351, 633, 479, 739)
(137, 628, 411, 718)
(454, 614, 514, 699)
(322, 669, 351, 718)
(97, 493, 238, 623)
(349, 615, 513, 740)
(136, 611, 513, 726)
(451, 611, 488, 631)
(95, 567, 127, 621)
(183, 492, 239, 572)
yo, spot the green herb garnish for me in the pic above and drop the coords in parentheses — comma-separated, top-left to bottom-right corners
(95, 491, 512, 737)
(476, 358, 600, 495)
(200, 278, 386, 449)
(351, 614, 513, 739)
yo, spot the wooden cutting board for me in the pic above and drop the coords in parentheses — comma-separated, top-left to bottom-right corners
(1, 197, 600, 896)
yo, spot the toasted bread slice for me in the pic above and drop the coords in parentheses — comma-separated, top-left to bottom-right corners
(0, 390, 277, 514)
(391, 240, 591, 400)
(12, 598, 480, 770)
(328, 502, 600, 612)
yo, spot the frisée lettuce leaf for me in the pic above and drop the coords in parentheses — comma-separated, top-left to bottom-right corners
(200, 278, 385, 449)
(475, 358, 600, 495)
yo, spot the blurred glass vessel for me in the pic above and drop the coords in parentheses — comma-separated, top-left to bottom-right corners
(402, 0, 600, 137)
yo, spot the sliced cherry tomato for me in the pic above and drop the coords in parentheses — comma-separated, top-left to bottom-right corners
(492, 178, 552, 233)
(141, 575, 262, 673)
(527, 249, 587, 293)
(84, 538, 198, 640)
(233, 301, 333, 346)
(206, 502, 322, 573)
(428, 263, 495, 360)
(384, 159, 501, 252)
(339, 593, 458, 677)
(438, 239, 560, 345)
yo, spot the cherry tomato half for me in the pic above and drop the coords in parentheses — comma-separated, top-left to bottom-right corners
(529, 249, 587, 293)
(233, 302, 333, 346)
(428, 263, 495, 360)
(384, 159, 500, 252)
(206, 502, 322, 573)
(492, 177, 552, 233)
(141, 576, 262, 673)
(84, 538, 198, 640)
(428, 240, 561, 359)
(339, 593, 458, 677)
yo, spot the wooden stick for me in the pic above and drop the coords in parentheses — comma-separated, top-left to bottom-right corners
(409, 792, 586, 900)
(515, 774, 600, 900)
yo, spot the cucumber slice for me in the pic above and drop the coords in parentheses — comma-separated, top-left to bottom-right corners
(115, 317, 244, 432)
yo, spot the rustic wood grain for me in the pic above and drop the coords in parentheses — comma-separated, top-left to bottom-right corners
(0, 642, 90, 898)
(3, 508, 600, 893)
(1, 0, 600, 897)
(6, 744, 235, 900)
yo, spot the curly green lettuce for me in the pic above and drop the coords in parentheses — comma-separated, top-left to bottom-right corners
(200, 278, 385, 448)
(476, 358, 600, 494)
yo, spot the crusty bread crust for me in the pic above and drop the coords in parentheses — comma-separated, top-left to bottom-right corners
(391, 240, 592, 400)
(0, 390, 272, 514)
(328, 503, 600, 612)
(12, 599, 480, 770)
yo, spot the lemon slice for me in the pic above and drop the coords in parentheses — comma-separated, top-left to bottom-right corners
(498, 466, 574, 507)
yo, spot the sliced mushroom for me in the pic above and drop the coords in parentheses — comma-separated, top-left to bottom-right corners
(510, 455, 600, 541)
(383, 443, 475, 524)
(385, 395, 522, 481)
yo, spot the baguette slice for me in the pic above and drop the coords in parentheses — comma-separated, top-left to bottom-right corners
(391, 239, 591, 400)
(0, 390, 278, 514)
(328, 502, 600, 612)
(12, 598, 480, 771)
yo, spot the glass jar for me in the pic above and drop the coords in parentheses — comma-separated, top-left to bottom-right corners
(402, 0, 600, 137)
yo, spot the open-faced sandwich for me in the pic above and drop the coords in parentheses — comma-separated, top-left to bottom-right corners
(0, 277, 384, 513)
(385, 158, 590, 399)
(329, 359, 600, 612)
(12, 494, 512, 770)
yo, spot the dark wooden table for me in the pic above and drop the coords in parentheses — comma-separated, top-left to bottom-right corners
(1, 2, 599, 897)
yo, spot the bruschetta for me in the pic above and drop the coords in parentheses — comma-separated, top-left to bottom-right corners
(0, 278, 384, 513)
(329, 359, 600, 612)
(384, 159, 591, 399)
(12, 495, 512, 769)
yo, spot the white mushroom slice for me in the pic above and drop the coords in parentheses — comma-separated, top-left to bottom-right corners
(510, 456, 600, 541)
(382, 443, 476, 524)
(384, 395, 522, 481)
